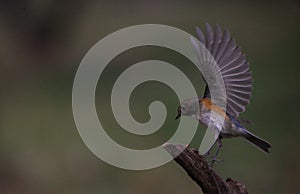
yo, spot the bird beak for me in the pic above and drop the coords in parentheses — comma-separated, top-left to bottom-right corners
(175, 114, 181, 120)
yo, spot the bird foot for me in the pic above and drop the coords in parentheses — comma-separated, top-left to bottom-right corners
(208, 158, 224, 167)
(202, 151, 210, 158)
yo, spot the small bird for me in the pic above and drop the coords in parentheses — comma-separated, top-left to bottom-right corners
(176, 24, 271, 161)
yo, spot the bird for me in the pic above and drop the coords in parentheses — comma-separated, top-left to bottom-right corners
(175, 23, 271, 163)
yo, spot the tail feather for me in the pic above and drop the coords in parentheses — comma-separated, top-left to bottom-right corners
(244, 131, 271, 153)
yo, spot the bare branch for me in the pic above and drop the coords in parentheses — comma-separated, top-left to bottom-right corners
(163, 143, 248, 194)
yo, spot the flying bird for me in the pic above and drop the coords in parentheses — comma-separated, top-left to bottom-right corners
(176, 23, 271, 163)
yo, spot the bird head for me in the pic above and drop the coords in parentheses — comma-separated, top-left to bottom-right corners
(175, 97, 200, 120)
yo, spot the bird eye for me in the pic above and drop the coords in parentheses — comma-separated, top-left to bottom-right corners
(177, 105, 181, 113)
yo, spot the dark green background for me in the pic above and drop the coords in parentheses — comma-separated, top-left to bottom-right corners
(1, 1, 299, 193)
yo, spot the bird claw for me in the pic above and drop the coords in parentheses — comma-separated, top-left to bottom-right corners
(202, 151, 210, 158)
(208, 158, 224, 167)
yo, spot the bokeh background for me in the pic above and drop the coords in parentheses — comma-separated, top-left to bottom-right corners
(1, 0, 300, 193)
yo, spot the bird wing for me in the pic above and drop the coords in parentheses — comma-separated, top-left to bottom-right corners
(195, 23, 252, 118)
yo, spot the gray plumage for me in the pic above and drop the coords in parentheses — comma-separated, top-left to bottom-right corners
(195, 23, 252, 118)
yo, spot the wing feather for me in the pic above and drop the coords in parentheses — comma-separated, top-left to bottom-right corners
(205, 23, 214, 51)
(195, 24, 253, 117)
(215, 29, 230, 62)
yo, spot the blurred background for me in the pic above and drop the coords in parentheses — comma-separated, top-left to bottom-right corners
(1, 0, 300, 193)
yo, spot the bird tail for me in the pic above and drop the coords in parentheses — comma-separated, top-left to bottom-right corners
(244, 130, 271, 153)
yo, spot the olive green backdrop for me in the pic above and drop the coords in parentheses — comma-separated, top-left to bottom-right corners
(1, 1, 299, 193)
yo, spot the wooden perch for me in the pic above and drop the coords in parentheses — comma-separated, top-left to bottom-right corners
(163, 143, 248, 194)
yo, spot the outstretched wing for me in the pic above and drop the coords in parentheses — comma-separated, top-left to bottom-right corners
(196, 23, 252, 118)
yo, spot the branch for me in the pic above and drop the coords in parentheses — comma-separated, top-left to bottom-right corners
(163, 143, 248, 194)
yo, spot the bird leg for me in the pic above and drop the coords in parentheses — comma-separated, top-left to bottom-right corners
(202, 136, 219, 158)
(208, 138, 224, 167)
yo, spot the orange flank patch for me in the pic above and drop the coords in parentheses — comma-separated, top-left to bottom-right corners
(200, 98, 230, 121)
